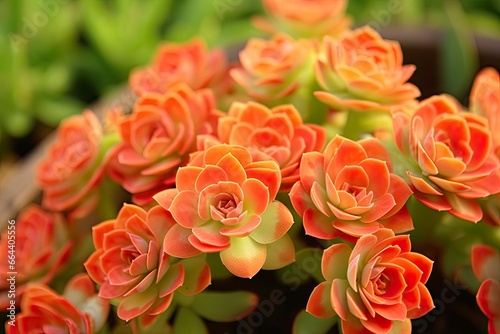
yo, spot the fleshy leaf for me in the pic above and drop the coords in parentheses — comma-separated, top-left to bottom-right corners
(191, 291, 258, 322)
(250, 201, 294, 244)
(117, 287, 158, 321)
(178, 256, 211, 296)
(172, 307, 208, 334)
(262, 234, 295, 270)
(220, 236, 267, 278)
(294, 309, 337, 334)
(307, 281, 335, 318)
(322, 243, 351, 281)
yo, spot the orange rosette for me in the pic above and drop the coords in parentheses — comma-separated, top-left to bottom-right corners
(393, 95, 500, 222)
(108, 84, 222, 205)
(307, 229, 434, 334)
(315, 26, 420, 113)
(37, 111, 106, 220)
(130, 39, 231, 98)
(255, 0, 351, 38)
(0, 205, 72, 308)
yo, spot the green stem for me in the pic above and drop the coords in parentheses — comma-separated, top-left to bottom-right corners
(381, 138, 421, 181)
(97, 177, 121, 221)
(407, 197, 447, 251)
(130, 319, 140, 334)
(97, 132, 121, 163)
(341, 110, 392, 141)
(95, 132, 122, 221)
(287, 54, 328, 125)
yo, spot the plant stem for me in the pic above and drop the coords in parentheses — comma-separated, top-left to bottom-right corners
(341, 110, 392, 140)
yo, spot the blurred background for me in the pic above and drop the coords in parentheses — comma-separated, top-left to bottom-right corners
(0, 0, 499, 162)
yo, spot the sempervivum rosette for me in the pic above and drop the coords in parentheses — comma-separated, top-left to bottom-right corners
(290, 135, 413, 241)
(129, 39, 231, 98)
(154, 144, 295, 278)
(254, 0, 351, 38)
(307, 228, 434, 334)
(37, 111, 106, 220)
(471, 245, 500, 334)
(6, 274, 109, 334)
(0, 205, 72, 308)
(315, 26, 420, 113)
(216, 102, 326, 191)
(108, 84, 222, 205)
(84, 204, 211, 325)
(393, 95, 500, 222)
(230, 34, 314, 106)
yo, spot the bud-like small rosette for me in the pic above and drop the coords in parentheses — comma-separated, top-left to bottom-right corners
(254, 0, 351, 38)
(290, 135, 413, 241)
(6, 274, 109, 334)
(37, 111, 105, 219)
(84, 204, 210, 324)
(217, 102, 326, 191)
(471, 245, 500, 334)
(230, 34, 313, 105)
(315, 26, 420, 113)
(154, 144, 295, 279)
(393, 95, 500, 222)
(108, 84, 222, 205)
(470, 67, 500, 159)
(130, 39, 231, 98)
(0, 205, 72, 308)
(307, 229, 434, 334)
(470, 69, 500, 227)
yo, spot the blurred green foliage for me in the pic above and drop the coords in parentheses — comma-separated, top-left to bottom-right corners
(0, 0, 263, 143)
(348, 0, 500, 33)
(0, 0, 83, 138)
(0, 0, 498, 153)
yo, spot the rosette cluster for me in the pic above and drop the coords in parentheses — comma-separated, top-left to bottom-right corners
(471, 245, 500, 334)
(393, 95, 500, 222)
(290, 135, 413, 241)
(215, 101, 326, 191)
(315, 26, 420, 113)
(85, 204, 211, 324)
(129, 39, 231, 98)
(255, 0, 351, 38)
(9, 1, 499, 332)
(231, 34, 313, 104)
(470, 67, 499, 158)
(0, 205, 72, 308)
(37, 111, 106, 219)
(108, 84, 222, 204)
(154, 144, 295, 278)
(6, 274, 109, 334)
(307, 229, 434, 334)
